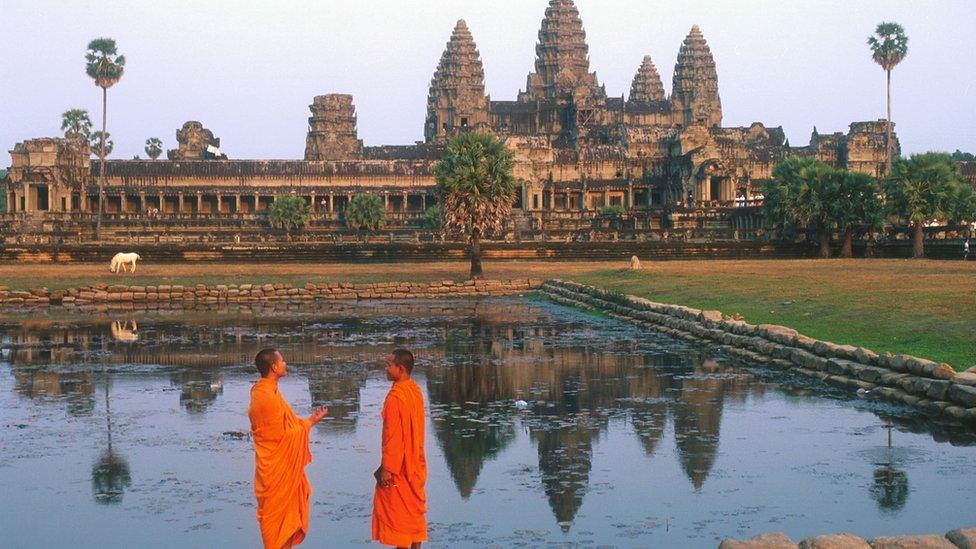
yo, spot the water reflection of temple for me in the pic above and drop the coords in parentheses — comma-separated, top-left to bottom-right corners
(3, 301, 764, 530)
(425, 308, 761, 528)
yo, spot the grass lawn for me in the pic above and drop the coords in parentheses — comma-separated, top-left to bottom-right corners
(1, 259, 973, 369)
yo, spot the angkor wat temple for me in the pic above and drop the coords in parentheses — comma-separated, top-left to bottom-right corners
(4, 0, 904, 243)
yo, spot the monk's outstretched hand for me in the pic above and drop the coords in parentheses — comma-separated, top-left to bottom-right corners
(374, 466, 395, 489)
(309, 407, 328, 425)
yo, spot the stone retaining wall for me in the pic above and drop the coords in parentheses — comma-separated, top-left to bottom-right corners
(719, 527, 975, 548)
(539, 279, 976, 430)
(0, 279, 542, 308)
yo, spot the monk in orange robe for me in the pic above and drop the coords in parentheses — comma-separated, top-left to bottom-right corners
(248, 348, 328, 549)
(372, 349, 428, 548)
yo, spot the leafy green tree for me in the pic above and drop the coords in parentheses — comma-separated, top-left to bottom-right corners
(90, 131, 113, 157)
(267, 195, 312, 236)
(835, 171, 884, 257)
(86, 37, 125, 239)
(950, 150, 975, 162)
(344, 194, 386, 236)
(435, 132, 517, 279)
(944, 180, 976, 237)
(61, 108, 93, 139)
(0, 169, 7, 213)
(868, 22, 908, 174)
(422, 204, 443, 231)
(762, 157, 837, 258)
(144, 137, 163, 160)
(886, 152, 964, 258)
(598, 204, 625, 216)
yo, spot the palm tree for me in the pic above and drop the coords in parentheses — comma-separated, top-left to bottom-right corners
(868, 22, 908, 175)
(90, 131, 114, 157)
(763, 157, 838, 258)
(267, 195, 312, 237)
(86, 37, 126, 239)
(61, 108, 93, 139)
(835, 171, 884, 257)
(345, 194, 386, 241)
(144, 137, 163, 160)
(435, 132, 517, 279)
(886, 152, 962, 258)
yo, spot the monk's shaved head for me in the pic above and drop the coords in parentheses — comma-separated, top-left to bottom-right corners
(391, 348, 414, 373)
(255, 348, 279, 377)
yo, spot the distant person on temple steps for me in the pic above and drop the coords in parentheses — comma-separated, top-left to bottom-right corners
(963, 239, 970, 261)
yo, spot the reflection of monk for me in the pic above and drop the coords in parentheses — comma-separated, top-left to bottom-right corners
(373, 349, 428, 548)
(248, 348, 328, 549)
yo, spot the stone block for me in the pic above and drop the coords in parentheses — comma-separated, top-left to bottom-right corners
(890, 354, 911, 372)
(700, 310, 723, 323)
(924, 380, 952, 401)
(719, 532, 798, 549)
(799, 533, 871, 549)
(953, 373, 976, 387)
(868, 535, 955, 548)
(931, 364, 955, 380)
(947, 384, 976, 408)
(945, 527, 976, 548)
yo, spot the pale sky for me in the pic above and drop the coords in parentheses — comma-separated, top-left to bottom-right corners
(2, 0, 973, 160)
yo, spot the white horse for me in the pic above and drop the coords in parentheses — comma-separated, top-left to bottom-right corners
(629, 255, 642, 270)
(110, 320, 139, 342)
(110, 252, 142, 273)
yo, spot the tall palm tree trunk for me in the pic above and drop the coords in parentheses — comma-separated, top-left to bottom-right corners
(885, 69, 892, 176)
(912, 223, 925, 259)
(96, 87, 107, 240)
(841, 226, 854, 258)
(469, 228, 484, 280)
(819, 230, 832, 259)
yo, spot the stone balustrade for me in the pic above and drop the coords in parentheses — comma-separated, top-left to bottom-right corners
(718, 527, 975, 548)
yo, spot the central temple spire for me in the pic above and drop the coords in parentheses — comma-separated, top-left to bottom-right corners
(671, 25, 722, 127)
(629, 55, 666, 103)
(425, 19, 489, 143)
(521, 0, 602, 101)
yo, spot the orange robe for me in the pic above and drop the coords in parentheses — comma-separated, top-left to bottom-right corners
(248, 378, 313, 549)
(372, 379, 428, 547)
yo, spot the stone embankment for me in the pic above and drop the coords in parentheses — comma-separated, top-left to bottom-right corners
(719, 528, 976, 548)
(0, 279, 542, 308)
(539, 279, 976, 429)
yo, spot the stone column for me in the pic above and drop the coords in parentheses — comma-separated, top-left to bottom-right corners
(328, 193, 334, 213)
(216, 193, 222, 214)
(178, 193, 184, 213)
(627, 183, 634, 209)
(421, 194, 427, 211)
(383, 193, 389, 211)
(235, 194, 241, 213)
(7, 191, 14, 213)
(196, 193, 202, 213)
(253, 192, 260, 212)
(602, 190, 608, 209)
(48, 186, 54, 212)
(310, 191, 316, 213)
(120, 194, 127, 214)
(402, 192, 408, 212)
(139, 192, 146, 213)
(158, 193, 164, 213)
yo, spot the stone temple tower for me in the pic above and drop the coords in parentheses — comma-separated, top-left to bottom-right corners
(671, 25, 722, 127)
(521, 0, 603, 101)
(425, 20, 490, 144)
(304, 94, 363, 161)
(629, 55, 666, 103)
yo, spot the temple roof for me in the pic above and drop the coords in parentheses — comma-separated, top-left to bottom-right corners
(629, 56, 666, 103)
(428, 20, 487, 106)
(93, 159, 437, 178)
(524, 0, 602, 100)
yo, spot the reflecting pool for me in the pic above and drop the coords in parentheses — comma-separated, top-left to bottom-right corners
(0, 299, 973, 547)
